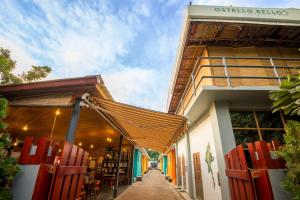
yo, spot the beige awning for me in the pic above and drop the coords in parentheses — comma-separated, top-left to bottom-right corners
(85, 97, 187, 152)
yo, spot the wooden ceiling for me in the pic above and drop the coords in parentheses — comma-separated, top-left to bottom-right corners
(6, 106, 129, 156)
(168, 22, 300, 113)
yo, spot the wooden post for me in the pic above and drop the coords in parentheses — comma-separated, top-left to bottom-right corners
(113, 134, 124, 198)
(66, 98, 81, 143)
(128, 145, 135, 185)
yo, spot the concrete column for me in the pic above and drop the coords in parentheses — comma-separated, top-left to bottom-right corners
(186, 130, 195, 199)
(66, 98, 81, 143)
(209, 101, 236, 200)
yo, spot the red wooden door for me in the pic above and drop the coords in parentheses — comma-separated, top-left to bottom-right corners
(48, 142, 88, 200)
(193, 152, 204, 200)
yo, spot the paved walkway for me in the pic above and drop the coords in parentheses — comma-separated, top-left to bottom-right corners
(116, 170, 183, 200)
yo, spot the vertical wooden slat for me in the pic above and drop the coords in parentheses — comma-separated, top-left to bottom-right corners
(49, 142, 72, 200)
(75, 151, 89, 199)
(32, 165, 53, 200)
(253, 170, 274, 200)
(19, 137, 34, 164)
(231, 149, 247, 200)
(255, 141, 272, 169)
(34, 137, 49, 164)
(236, 145, 254, 200)
(46, 142, 59, 164)
(68, 148, 84, 200)
(248, 143, 259, 168)
(193, 152, 204, 200)
(228, 150, 241, 200)
(61, 145, 78, 200)
(225, 154, 236, 200)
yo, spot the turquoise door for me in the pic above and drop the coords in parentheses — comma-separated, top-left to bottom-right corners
(163, 155, 168, 175)
(133, 149, 142, 181)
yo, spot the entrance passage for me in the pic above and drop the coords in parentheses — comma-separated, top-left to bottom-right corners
(116, 170, 183, 200)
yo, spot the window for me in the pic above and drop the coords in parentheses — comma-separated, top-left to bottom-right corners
(230, 110, 286, 146)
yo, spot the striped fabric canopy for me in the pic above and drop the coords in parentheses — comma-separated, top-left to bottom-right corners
(86, 97, 187, 152)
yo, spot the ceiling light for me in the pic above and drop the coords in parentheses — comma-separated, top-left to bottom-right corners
(55, 109, 61, 116)
(78, 142, 82, 147)
(90, 144, 94, 149)
(22, 125, 28, 131)
(106, 137, 112, 142)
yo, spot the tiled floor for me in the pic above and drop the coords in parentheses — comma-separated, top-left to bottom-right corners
(115, 170, 183, 200)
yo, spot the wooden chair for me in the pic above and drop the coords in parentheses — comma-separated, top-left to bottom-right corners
(102, 176, 115, 189)
(80, 185, 87, 200)
(89, 180, 101, 199)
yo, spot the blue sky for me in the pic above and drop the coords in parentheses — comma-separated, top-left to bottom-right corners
(0, 0, 299, 111)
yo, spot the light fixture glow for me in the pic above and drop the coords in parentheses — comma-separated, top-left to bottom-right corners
(106, 137, 112, 142)
(13, 142, 18, 146)
(78, 142, 82, 147)
(58, 149, 62, 153)
(22, 125, 28, 131)
(55, 109, 61, 116)
(90, 144, 94, 149)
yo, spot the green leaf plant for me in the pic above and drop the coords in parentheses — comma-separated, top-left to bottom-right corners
(270, 72, 300, 199)
(270, 73, 300, 116)
(0, 99, 20, 200)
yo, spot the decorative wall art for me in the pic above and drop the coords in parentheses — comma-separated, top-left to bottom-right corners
(205, 143, 215, 188)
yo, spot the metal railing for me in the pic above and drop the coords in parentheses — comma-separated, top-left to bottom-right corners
(175, 56, 300, 114)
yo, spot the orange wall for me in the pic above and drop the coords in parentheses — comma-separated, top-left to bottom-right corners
(141, 155, 148, 175)
(167, 149, 176, 184)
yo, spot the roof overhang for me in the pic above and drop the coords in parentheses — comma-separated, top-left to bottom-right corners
(0, 75, 113, 105)
(167, 5, 300, 113)
(184, 85, 279, 126)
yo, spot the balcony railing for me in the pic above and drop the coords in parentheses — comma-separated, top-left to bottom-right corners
(176, 56, 300, 115)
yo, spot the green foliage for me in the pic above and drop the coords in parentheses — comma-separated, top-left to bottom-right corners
(0, 47, 50, 199)
(0, 47, 51, 84)
(270, 74, 300, 116)
(270, 73, 300, 199)
(0, 99, 20, 199)
(146, 149, 160, 161)
(277, 121, 300, 200)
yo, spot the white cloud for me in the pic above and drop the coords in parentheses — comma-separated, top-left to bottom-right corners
(0, 36, 38, 74)
(103, 67, 169, 111)
(0, 0, 173, 111)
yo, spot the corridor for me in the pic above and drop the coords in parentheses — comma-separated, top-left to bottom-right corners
(116, 170, 183, 200)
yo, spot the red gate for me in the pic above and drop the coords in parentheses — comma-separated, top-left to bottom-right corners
(48, 141, 88, 200)
(225, 140, 285, 200)
(18, 137, 88, 200)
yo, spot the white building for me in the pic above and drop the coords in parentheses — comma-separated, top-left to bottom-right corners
(168, 5, 300, 200)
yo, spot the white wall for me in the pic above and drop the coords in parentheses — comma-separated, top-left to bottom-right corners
(177, 135, 188, 191)
(189, 113, 222, 200)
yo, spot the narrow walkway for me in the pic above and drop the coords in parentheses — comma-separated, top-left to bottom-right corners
(116, 170, 183, 200)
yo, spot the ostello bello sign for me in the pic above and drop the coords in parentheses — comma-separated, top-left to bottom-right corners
(214, 7, 289, 16)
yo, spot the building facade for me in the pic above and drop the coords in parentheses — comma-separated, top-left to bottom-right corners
(168, 5, 300, 200)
